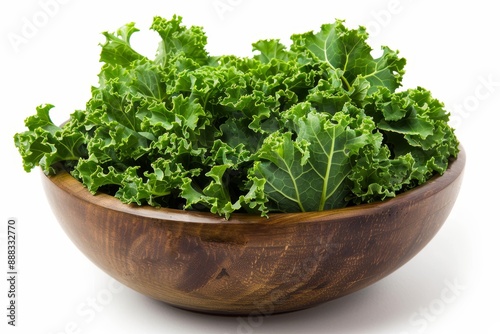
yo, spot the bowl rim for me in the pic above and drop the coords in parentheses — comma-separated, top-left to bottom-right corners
(43, 146, 465, 225)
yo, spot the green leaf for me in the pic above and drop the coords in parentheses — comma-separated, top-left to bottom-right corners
(307, 72, 351, 114)
(291, 20, 405, 93)
(21, 103, 61, 133)
(219, 118, 264, 153)
(151, 15, 209, 67)
(253, 103, 374, 212)
(100, 23, 146, 67)
(86, 122, 150, 163)
(348, 145, 416, 204)
(71, 155, 126, 193)
(172, 65, 226, 108)
(13, 105, 85, 173)
(355, 86, 460, 203)
(252, 39, 289, 63)
(181, 164, 239, 218)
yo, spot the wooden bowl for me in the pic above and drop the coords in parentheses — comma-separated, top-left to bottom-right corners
(41, 148, 465, 315)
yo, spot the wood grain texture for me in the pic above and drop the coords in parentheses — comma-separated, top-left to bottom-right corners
(41, 148, 465, 315)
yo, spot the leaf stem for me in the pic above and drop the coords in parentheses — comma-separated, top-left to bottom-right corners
(318, 134, 336, 211)
(341, 75, 351, 91)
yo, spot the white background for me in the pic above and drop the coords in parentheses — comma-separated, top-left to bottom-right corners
(1, 0, 499, 333)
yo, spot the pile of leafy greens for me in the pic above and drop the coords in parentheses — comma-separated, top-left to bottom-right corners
(14, 16, 459, 218)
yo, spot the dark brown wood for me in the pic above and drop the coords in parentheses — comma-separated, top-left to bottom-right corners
(41, 148, 465, 315)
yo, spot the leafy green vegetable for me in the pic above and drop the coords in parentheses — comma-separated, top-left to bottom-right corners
(251, 102, 378, 212)
(13, 16, 459, 218)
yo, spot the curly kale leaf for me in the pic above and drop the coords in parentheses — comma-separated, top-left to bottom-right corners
(13, 16, 459, 217)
